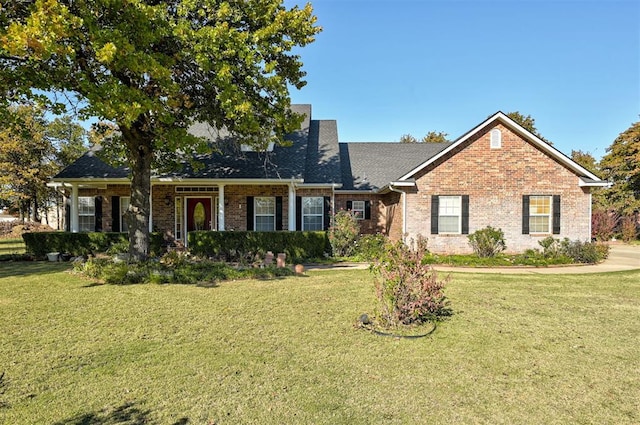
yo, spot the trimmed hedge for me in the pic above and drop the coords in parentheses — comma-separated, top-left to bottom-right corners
(22, 232, 166, 258)
(188, 231, 330, 263)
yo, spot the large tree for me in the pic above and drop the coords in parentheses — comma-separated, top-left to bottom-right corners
(0, 104, 57, 222)
(1, 0, 320, 260)
(598, 120, 640, 215)
(506, 111, 551, 144)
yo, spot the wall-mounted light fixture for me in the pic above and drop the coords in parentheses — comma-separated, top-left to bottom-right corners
(164, 194, 172, 206)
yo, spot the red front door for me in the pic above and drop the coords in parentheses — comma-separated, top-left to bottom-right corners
(186, 198, 212, 231)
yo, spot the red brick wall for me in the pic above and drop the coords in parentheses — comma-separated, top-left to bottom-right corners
(405, 122, 592, 253)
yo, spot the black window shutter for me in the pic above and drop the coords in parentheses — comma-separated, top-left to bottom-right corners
(552, 195, 561, 234)
(364, 200, 371, 220)
(296, 196, 302, 231)
(64, 196, 71, 232)
(461, 195, 469, 234)
(346, 200, 352, 211)
(111, 196, 120, 232)
(522, 195, 530, 234)
(95, 196, 103, 232)
(323, 196, 331, 230)
(246, 196, 254, 231)
(275, 196, 283, 231)
(431, 195, 439, 234)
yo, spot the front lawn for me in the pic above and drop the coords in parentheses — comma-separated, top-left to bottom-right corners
(0, 263, 638, 424)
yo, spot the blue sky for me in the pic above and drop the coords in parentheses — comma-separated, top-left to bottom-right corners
(286, 0, 639, 160)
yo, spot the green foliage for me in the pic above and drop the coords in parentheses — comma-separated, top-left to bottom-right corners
(467, 226, 506, 257)
(22, 232, 165, 258)
(421, 131, 450, 143)
(188, 231, 329, 263)
(352, 233, 388, 262)
(620, 215, 638, 242)
(371, 237, 451, 328)
(328, 210, 360, 257)
(506, 111, 551, 143)
(598, 120, 640, 216)
(74, 255, 294, 285)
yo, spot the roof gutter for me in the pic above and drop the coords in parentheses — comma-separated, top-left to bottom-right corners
(388, 182, 408, 243)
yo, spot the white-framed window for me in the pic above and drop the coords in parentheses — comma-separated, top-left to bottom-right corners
(120, 196, 130, 232)
(175, 196, 183, 240)
(78, 196, 95, 232)
(302, 197, 324, 231)
(490, 128, 502, 149)
(351, 200, 365, 220)
(438, 196, 462, 234)
(529, 195, 551, 233)
(255, 197, 275, 231)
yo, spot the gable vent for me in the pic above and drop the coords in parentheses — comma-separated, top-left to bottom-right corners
(490, 129, 502, 149)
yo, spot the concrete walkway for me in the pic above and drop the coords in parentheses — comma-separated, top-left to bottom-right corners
(306, 244, 639, 274)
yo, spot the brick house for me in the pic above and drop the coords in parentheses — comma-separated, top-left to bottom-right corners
(49, 105, 606, 253)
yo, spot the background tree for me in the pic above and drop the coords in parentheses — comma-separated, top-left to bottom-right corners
(506, 111, 551, 144)
(399, 132, 449, 143)
(399, 134, 418, 143)
(571, 149, 599, 173)
(1, 0, 321, 260)
(0, 105, 56, 222)
(421, 131, 449, 143)
(598, 120, 640, 216)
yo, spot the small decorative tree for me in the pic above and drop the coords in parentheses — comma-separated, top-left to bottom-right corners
(371, 236, 450, 328)
(328, 209, 360, 257)
(592, 209, 619, 241)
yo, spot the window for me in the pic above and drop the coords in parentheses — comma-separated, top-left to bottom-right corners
(490, 128, 502, 149)
(175, 197, 183, 240)
(302, 197, 324, 230)
(431, 195, 469, 235)
(529, 196, 551, 233)
(78, 196, 95, 232)
(255, 197, 275, 231)
(120, 196, 130, 232)
(351, 200, 366, 219)
(438, 196, 462, 234)
(523, 195, 560, 235)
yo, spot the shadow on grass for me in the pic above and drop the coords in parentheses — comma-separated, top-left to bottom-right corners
(52, 401, 190, 425)
(0, 261, 71, 279)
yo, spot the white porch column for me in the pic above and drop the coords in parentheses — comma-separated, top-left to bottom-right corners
(148, 185, 153, 232)
(70, 183, 79, 233)
(288, 183, 296, 231)
(218, 184, 225, 231)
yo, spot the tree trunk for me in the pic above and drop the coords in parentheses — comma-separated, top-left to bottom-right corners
(122, 122, 153, 262)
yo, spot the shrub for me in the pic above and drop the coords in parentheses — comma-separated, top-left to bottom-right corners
(538, 236, 562, 258)
(328, 210, 360, 257)
(371, 237, 450, 328)
(467, 226, 506, 258)
(352, 233, 388, 262)
(74, 256, 294, 285)
(592, 209, 619, 241)
(23, 232, 166, 258)
(620, 215, 638, 243)
(188, 231, 328, 263)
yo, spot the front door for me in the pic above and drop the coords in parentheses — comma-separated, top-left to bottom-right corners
(186, 198, 212, 231)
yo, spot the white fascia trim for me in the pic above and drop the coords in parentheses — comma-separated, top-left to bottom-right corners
(48, 178, 129, 186)
(334, 189, 377, 195)
(152, 178, 304, 185)
(398, 112, 603, 183)
(295, 183, 343, 189)
(579, 178, 610, 188)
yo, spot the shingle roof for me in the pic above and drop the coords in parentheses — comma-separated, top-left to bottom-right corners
(339, 142, 452, 190)
(53, 145, 129, 179)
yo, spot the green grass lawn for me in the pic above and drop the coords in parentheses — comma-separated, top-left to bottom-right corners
(0, 238, 25, 255)
(0, 263, 638, 424)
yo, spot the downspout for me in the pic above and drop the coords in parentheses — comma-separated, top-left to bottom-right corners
(388, 184, 407, 243)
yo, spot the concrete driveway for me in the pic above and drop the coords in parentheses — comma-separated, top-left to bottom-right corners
(433, 243, 640, 274)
